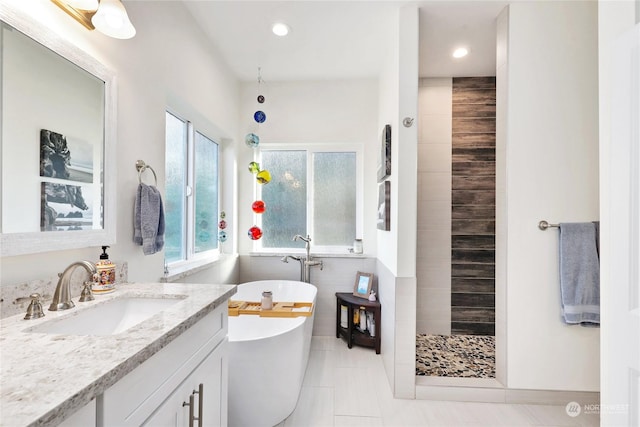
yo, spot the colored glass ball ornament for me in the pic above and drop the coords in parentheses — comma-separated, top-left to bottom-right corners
(248, 161, 260, 174)
(220, 211, 226, 219)
(245, 133, 260, 148)
(256, 169, 271, 184)
(218, 230, 228, 242)
(257, 95, 265, 103)
(254, 111, 266, 123)
(248, 226, 262, 240)
(252, 200, 266, 214)
(218, 219, 227, 230)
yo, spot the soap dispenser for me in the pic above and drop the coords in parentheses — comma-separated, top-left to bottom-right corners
(94, 245, 116, 294)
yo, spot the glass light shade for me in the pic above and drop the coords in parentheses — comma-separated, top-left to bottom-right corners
(91, 0, 136, 39)
(64, 0, 99, 10)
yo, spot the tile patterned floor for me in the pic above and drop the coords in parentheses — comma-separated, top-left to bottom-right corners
(416, 334, 496, 378)
(274, 336, 599, 427)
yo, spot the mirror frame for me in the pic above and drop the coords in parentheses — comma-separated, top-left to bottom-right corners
(0, 5, 116, 257)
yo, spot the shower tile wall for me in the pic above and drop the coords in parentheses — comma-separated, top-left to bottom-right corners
(416, 78, 452, 335)
(451, 77, 496, 336)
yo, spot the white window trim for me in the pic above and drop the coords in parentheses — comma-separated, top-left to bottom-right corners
(164, 110, 221, 278)
(253, 142, 363, 254)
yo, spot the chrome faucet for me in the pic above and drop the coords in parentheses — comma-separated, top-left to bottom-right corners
(49, 260, 98, 311)
(291, 234, 323, 283)
(281, 255, 304, 282)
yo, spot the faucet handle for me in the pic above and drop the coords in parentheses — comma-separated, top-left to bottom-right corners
(24, 293, 45, 320)
(79, 281, 95, 302)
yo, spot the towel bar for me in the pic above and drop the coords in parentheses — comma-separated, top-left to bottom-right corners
(135, 160, 158, 186)
(538, 220, 559, 230)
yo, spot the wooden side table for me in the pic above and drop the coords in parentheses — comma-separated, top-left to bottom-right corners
(335, 292, 381, 354)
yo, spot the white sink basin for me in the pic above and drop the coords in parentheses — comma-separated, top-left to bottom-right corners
(26, 296, 185, 336)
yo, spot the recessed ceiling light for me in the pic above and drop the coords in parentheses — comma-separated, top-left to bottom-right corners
(452, 47, 469, 58)
(272, 23, 290, 37)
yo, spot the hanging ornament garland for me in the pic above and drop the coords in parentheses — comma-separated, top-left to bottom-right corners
(218, 211, 227, 250)
(246, 68, 269, 240)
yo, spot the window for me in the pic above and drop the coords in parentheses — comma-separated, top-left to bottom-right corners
(165, 111, 219, 267)
(257, 145, 361, 251)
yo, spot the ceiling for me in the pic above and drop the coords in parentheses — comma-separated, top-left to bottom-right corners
(182, 1, 509, 83)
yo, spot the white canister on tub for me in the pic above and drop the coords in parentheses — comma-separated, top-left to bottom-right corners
(261, 291, 273, 310)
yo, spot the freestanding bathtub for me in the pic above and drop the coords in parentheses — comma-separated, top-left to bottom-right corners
(227, 280, 317, 427)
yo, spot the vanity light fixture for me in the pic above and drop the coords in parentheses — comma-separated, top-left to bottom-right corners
(50, 0, 136, 39)
(91, 0, 136, 39)
(272, 22, 290, 37)
(452, 47, 469, 58)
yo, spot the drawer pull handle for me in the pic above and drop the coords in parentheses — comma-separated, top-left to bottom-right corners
(182, 394, 195, 427)
(193, 383, 204, 426)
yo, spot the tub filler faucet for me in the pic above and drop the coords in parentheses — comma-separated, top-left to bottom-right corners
(291, 234, 323, 283)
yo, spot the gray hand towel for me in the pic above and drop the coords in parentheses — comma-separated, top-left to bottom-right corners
(133, 183, 165, 255)
(559, 222, 600, 327)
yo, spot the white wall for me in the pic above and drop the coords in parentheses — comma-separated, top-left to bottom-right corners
(236, 79, 379, 257)
(597, 1, 638, 423)
(416, 78, 452, 335)
(501, 1, 600, 391)
(377, 5, 419, 399)
(1, 0, 240, 286)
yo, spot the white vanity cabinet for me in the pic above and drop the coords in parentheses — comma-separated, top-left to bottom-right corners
(101, 304, 228, 426)
(143, 340, 227, 426)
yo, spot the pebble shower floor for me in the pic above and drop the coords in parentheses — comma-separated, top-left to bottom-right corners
(416, 334, 496, 378)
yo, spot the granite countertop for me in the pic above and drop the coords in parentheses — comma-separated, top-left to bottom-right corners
(0, 282, 236, 427)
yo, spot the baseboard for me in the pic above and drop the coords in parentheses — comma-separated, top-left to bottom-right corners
(415, 380, 599, 405)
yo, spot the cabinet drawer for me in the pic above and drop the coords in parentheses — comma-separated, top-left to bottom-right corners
(102, 305, 227, 426)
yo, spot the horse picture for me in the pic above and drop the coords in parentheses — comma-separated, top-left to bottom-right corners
(40, 129, 94, 183)
(41, 182, 93, 231)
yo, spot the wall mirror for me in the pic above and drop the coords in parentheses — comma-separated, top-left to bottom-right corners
(0, 6, 116, 257)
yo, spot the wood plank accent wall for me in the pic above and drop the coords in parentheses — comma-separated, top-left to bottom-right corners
(451, 77, 496, 336)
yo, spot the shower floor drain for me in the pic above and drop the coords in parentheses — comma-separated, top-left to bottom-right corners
(416, 334, 495, 378)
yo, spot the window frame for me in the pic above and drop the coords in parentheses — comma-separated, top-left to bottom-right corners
(254, 142, 363, 254)
(164, 110, 221, 276)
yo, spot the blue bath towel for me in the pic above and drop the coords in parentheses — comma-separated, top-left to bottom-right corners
(134, 183, 165, 255)
(559, 222, 600, 327)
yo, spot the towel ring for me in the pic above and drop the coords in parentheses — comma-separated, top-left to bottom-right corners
(136, 160, 158, 186)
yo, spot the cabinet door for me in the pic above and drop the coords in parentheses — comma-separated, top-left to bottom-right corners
(143, 338, 228, 427)
(58, 399, 96, 427)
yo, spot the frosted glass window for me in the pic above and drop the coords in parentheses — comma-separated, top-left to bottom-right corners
(258, 148, 358, 250)
(260, 150, 307, 248)
(313, 152, 356, 246)
(165, 111, 220, 267)
(164, 112, 187, 263)
(194, 132, 218, 254)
